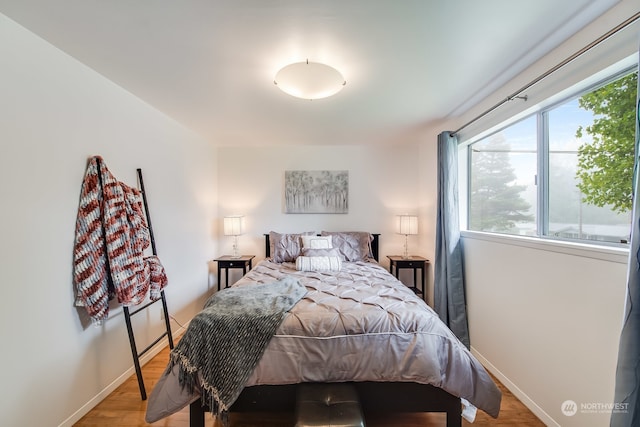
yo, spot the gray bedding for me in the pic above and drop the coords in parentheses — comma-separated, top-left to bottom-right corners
(146, 259, 501, 422)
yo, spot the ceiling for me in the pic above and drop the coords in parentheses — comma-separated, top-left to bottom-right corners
(0, 0, 620, 146)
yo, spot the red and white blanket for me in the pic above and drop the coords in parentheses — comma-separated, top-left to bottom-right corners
(73, 156, 167, 324)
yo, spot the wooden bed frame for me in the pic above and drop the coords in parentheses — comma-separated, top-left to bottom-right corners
(188, 233, 462, 427)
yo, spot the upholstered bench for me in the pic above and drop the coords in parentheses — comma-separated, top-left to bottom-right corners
(295, 383, 365, 427)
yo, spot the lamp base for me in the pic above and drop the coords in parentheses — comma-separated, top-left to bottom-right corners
(402, 234, 411, 259)
(231, 235, 241, 258)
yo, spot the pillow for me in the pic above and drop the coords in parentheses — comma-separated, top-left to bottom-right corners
(296, 255, 342, 272)
(301, 247, 343, 259)
(320, 231, 373, 262)
(269, 231, 314, 263)
(301, 235, 332, 249)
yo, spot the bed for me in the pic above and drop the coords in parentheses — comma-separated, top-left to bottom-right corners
(145, 231, 501, 427)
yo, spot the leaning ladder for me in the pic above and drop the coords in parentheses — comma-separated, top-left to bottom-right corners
(123, 168, 174, 400)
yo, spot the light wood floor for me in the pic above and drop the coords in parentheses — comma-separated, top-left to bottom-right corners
(74, 342, 544, 427)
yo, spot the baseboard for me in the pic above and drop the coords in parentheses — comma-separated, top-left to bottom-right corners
(58, 322, 188, 427)
(470, 346, 560, 427)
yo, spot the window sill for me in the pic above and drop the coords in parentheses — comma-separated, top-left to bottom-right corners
(460, 230, 629, 264)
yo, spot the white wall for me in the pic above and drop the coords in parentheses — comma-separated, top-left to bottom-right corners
(464, 235, 627, 426)
(216, 144, 424, 272)
(0, 14, 217, 427)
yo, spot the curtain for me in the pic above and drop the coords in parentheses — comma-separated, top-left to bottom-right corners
(611, 52, 640, 427)
(434, 131, 470, 349)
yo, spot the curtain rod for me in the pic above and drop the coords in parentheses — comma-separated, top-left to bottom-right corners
(451, 11, 640, 137)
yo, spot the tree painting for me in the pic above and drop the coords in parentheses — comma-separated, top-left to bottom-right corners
(285, 170, 348, 213)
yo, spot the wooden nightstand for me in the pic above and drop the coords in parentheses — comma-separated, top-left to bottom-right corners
(214, 255, 255, 290)
(387, 255, 429, 299)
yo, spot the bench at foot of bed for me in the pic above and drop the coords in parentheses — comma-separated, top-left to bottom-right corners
(188, 382, 462, 427)
(295, 383, 365, 427)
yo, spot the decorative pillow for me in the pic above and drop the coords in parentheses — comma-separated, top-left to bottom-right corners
(269, 231, 314, 263)
(296, 256, 342, 272)
(301, 235, 332, 250)
(301, 247, 343, 259)
(320, 231, 373, 262)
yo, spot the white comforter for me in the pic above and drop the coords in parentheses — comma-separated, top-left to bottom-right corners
(146, 259, 501, 422)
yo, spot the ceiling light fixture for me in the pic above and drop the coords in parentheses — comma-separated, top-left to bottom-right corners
(274, 59, 346, 100)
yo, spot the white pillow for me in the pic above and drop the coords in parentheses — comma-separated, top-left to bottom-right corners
(296, 255, 342, 272)
(301, 235, 332, 249)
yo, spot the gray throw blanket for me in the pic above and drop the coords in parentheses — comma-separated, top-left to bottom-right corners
(168, 276, 306, 424)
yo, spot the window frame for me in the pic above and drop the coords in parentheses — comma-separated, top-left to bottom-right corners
(462, 64, 637, 249)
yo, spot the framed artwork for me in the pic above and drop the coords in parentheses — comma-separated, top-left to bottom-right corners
(285, 170, 349, 214)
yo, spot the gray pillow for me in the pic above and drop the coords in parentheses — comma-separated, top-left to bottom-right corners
(269, 231, 314, 263)
(320, 231, 373, 262)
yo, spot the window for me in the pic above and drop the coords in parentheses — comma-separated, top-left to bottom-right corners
(469, 116, 537, 236)
(467, 68, 637, 245)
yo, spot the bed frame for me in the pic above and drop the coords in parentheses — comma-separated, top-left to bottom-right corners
(188, 233, 462, 427)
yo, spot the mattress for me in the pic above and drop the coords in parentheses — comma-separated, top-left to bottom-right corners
(145, 259, 501, 422)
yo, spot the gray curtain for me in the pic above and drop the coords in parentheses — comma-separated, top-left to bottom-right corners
(611, 53, 640, 427)
(434, 131, 470, 349)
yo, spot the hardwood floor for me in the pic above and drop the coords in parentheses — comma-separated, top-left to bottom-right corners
(74, 343, 544, 427)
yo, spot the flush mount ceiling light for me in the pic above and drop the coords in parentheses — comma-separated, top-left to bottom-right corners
(274, 60, 346, 100)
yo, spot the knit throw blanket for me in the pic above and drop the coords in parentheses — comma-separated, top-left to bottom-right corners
(73, 156, 168, 324)
(169, 276, 307, 424)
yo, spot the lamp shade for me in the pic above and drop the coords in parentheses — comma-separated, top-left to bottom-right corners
(274, 60, 346, 100)
(397, 215, 418, 235)
(223, 216, 243, 236)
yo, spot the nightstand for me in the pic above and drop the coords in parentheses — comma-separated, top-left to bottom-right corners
(387, 255, 429, 299)
(214, 255, 255, 290)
